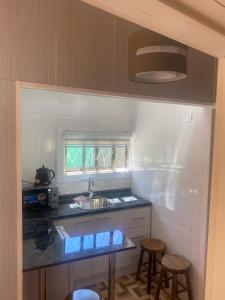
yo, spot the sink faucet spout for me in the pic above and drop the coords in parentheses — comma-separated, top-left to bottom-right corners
(88, 176, 94, 199)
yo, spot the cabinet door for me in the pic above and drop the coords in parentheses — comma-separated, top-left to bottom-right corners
(92, 255, 108, 275)
(123, 207, 151, 229)
(46, 264, 69, 300)
(69, 259, 92, 290)
(91, 211, 123, 275)
(23, 271, 38, 300)
(117, 226, 150, 268)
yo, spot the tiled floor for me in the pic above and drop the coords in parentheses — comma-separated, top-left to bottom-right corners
(90, 270, 169, 300)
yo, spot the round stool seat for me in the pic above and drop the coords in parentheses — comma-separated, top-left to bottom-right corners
(141, 239, 166, 253)
(66, 289, 100, 300)
(162, 254, 191, 272)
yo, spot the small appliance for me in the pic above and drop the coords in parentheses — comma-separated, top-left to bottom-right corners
(34, 165, 55, 186)
(22, 184, 59, 210)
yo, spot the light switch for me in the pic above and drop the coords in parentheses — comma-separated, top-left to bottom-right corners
(183, 113, 193, 122)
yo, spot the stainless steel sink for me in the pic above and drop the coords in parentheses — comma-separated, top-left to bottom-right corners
(74, 195, 115, 210)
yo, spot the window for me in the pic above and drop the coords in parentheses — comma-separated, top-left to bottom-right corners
(63, 134, 130, 175)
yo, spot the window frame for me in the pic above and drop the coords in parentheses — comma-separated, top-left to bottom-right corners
(56, 129, 132, 183)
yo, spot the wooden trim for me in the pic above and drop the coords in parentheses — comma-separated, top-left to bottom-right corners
(21, 81, 215, 107)
(81, 0, 225, 57)
(16, 81, 23, 300)
(205, 58, 225, 299)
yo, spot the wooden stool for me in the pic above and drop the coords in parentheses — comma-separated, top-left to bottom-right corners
(136, 239, 167, 294)
(155, 254, 193, 300)
(65, 289, 100, 300)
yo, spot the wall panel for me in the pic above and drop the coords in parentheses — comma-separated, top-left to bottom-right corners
(78, 2, 115, 91)
(0, 0, 217, 102)
(0, 79, 22, 300)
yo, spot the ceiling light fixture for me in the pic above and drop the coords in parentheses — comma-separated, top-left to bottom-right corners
(128, 29, 188, 83)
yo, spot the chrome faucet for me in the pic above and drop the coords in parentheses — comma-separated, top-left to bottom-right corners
(88, 176, 94, 199)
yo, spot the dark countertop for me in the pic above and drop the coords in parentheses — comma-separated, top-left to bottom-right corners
(23, 219, 135, 271)
(23, 189, 151, 221)
(23, 189, 150, 271)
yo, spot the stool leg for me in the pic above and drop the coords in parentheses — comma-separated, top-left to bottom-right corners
(185, 271, 193, 300)
(171, 274, 177, 300)
(136, 248, 144, 281)
(153, 253, 157, 275)
(147, 253, 152, 294)
(154, 270, 165, 300)
(161, 253, 169, 288)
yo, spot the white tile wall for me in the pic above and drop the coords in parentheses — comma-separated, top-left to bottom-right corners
(22, 88, 136, 193)
(22, 88, 213, 299)
(131, 101, 213, 300)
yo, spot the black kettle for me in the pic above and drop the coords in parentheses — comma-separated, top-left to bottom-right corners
(34, 165, 55, 186)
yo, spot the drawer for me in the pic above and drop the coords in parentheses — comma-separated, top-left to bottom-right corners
(123, 207, 151, 229)
(126, 226, 150, 245)
(54, 215, 92, 236)
(92, 211, 123, 232)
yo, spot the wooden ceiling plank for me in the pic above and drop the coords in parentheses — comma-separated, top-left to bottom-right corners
(81, 0, 225, 57)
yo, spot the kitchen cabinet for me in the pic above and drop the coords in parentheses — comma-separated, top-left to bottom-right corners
(71, 207, 151, 280)
(46, 264, 69, 300)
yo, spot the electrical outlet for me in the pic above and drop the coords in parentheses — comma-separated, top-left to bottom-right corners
(183, 113, 193, 122)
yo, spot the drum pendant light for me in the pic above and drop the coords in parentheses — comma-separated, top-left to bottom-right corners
(128, 29, 188, 83)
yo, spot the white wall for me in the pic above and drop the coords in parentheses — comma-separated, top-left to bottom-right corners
(22, 88, 136, 194)
(131, 101, 213, 300)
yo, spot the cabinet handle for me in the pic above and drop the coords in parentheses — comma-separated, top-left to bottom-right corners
(95, 217, 111, 222)
(74, 221, 91, 226)
(130, 254, 139, 259)
(131, 217, 145, 221)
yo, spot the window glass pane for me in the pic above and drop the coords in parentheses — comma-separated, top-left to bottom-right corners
(85, 145, 95, 168)
(97, 146, 112, 169)
(96, 232, 110, 248)
(65, 145, 83, 170)
(114, 146, 126, 169)
(65, 236, 81, 254)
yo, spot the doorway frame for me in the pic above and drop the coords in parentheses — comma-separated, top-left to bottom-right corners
(19, 79, 216, 300)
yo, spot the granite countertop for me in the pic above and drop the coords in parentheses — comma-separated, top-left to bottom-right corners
(23, 189, 150, 271)
(23, 218, 135, 271)
(23, 189, 151, 221)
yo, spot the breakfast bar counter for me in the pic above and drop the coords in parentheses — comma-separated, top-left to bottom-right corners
(23, 218, 136, 300)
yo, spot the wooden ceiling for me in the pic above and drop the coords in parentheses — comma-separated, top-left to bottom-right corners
(82, 0, 225, 57)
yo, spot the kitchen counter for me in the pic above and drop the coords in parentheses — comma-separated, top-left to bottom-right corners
(23, 218, 135, 272)
(23, 188, 150, 272)
(23, 188, 151, 221)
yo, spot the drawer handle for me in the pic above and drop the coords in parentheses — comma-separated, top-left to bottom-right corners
(130, 255, 139, 259)
(131, 235, 145, 240)
(131, 217, 145, 221)
(75, 221, 91, 226)
(95, 217, 110, 222)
